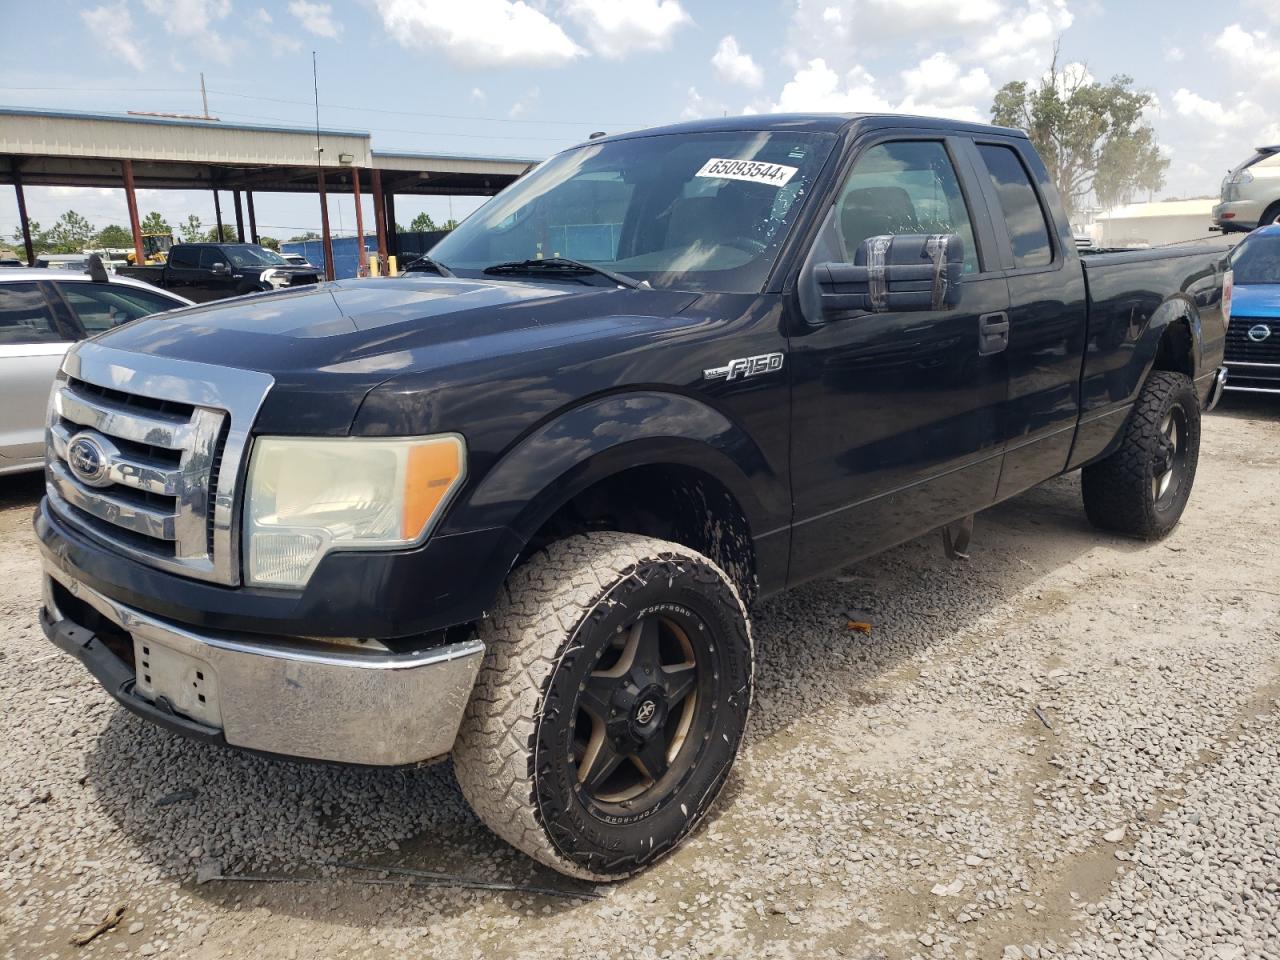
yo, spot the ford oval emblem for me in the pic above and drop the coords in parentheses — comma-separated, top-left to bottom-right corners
(67, 433, 111, 487)
(1248, 323, 1272, 343)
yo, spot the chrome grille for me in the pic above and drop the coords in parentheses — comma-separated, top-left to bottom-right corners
(45, 341, 275, 586)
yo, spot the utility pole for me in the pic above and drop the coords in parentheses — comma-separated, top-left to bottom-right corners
(200, 73, 210, 120)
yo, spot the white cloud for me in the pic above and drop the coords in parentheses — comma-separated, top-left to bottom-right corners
(508, 87, 541, 118)
(378, 0, 584, 68)
(1165, 45, 1184, 62)
(1171, 88, 1264, 130)
(470, 87, 486, 103)
(711, 35, 763, 88)
(901, 52, 991, 105)
(288, 0, 342, 38)
(681, 86, 708, 120)
(140, 0, 234, 61)
(772, 59, 892, 113)
(254, 7, 273, 24)
(563, 0, 691, 59)
(82, 5, 146, 72)
(974, 0, 1074, 68)
(1213, 24, 1280, 83)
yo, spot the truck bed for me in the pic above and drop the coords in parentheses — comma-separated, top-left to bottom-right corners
(1077, 241, 1228, 419)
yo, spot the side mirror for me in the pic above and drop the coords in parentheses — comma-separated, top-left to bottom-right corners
(815, 233, 965, 316)
(211, 262, 230, 276)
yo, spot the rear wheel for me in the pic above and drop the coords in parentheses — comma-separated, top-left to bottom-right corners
(452, 532, 753, 880)
(1260, 201, 1280, 228)
(1081, 370, 1200, 539)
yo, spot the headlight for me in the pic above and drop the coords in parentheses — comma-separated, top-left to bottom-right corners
(244, 434, 465, 588)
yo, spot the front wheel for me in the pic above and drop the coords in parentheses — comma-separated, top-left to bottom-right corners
(452, 532, 753, 880)
(1081, 370, 1201, 539)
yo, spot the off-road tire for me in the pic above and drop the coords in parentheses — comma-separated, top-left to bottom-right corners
(1081, 370, 1200, 539)
(452, 532, 753, 881)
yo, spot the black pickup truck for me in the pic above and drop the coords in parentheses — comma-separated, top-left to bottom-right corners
(117, 242, 321, 302)
(36, 114, 1226, 881)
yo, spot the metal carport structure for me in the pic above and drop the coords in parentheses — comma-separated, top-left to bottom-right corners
(0, 106, 538, 277)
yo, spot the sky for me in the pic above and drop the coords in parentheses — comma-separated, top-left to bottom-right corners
(2, 0, 1278, 243)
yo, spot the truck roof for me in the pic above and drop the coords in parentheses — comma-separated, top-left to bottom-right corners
(592, 113, 1029, 145)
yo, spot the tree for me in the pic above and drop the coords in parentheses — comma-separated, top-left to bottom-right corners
(203, 224, 238, 242)
(990, 47, 1168, 218)
(257, 235, 280, 250)
(179, 214, 205, 243)
(95, 224, 133, 248)
(45, 210, 97, 254)
(140, 211, 171, 235)
(12, 219, 50, 255)
(409, 211, 437, 232)
(441, 219, 460, 231)
(289, 231, 321, 242)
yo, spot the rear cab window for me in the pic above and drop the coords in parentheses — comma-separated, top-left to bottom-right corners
(975, 144, 1054, 269)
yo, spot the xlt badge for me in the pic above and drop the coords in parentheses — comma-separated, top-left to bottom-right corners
(704, 352, 784, 382)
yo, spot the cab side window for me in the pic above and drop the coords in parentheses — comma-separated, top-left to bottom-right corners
(198, 247, 225, 270)
(834, 140, 980, 275)
(0, 283, 64, 345)
(169, 246, 199, 269)
(975, 144, 1053, 269)
(55, 283, 183, 332)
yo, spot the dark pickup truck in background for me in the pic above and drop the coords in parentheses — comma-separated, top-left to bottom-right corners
(37, 114, 1226, 881)
(117, 242, 321, 302)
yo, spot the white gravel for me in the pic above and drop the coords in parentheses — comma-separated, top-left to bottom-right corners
(1, 396, 1277, 960)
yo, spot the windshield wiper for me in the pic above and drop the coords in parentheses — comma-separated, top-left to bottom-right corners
(404, 255, 455, 277)
(482, 257, 646, 289)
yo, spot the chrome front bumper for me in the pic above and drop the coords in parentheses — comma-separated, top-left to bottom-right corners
(40, 561, 484, 766)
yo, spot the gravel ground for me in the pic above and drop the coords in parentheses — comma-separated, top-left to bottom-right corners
(1, 395, 1277, 960)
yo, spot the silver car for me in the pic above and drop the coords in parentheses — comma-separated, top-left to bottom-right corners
(1214, 145, 1280, 233)
(0, 269, 190, 475)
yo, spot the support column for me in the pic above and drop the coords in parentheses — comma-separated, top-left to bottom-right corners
(384, 189, 398, 260)
(370, 167, 388, 274)
(233, 190, 245, 243)
(122, 159, 145, 266)
(12, 165, 34, 266)
(246, 191, 258, 244)
(317, 167, 335, 281)
(352, 169, 367, 275)
(212, 189, 224, 241)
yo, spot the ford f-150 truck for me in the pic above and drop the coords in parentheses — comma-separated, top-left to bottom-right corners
(117, 242, 321, 302)
(36, 114, 1227, 881)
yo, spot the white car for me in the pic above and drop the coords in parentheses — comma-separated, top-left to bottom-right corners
(1214, 145, 1280, 233)
(280, 252, 318, 269)
(0, 268, 192, 476)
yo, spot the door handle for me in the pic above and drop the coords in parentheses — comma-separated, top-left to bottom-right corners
(978, 311, 1010, 355)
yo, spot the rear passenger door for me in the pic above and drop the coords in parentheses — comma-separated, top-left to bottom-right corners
(960, 138, 1087, 499)
(787, 133, 1011, 583)
(164, 245, 207, 299)
(0, 282, 76, 470)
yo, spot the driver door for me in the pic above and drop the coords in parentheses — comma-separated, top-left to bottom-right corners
(787, 134, 1011, 583)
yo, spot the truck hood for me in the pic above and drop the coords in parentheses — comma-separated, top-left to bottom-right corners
(1232, 283, 1280, 319)
(94, 276, 698, 434)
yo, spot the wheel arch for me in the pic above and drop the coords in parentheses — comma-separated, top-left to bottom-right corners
(441, 391, 786, 606)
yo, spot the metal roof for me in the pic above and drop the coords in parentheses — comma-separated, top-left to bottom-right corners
(0, 105, 536, 196)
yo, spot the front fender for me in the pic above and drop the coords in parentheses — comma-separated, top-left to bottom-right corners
(442, 390, 785, 541)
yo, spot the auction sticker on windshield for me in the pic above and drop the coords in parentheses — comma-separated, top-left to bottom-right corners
(695, 158, 798, 187)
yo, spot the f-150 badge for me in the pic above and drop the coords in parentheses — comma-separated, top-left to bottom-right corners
(704, 352, 784, 382)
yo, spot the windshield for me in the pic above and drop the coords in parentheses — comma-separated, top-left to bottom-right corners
(225, 245, 287, 267)
(429, 130, 837, 293)
(1231, 233, 1280, 285)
